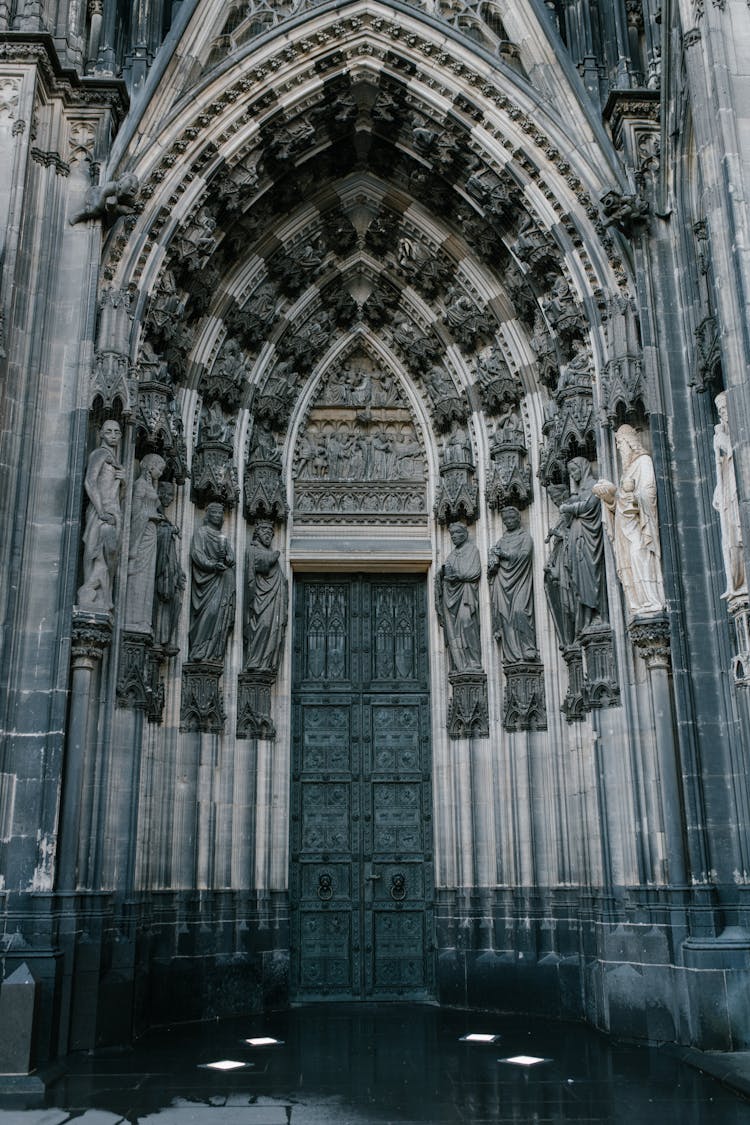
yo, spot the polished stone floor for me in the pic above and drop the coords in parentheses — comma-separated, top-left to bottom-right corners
(2, 1004, 750, 1124)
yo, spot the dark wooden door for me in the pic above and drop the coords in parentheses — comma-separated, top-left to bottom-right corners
(290, 574, 434, 1000)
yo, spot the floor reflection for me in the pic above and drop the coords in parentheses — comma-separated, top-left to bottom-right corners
(2, 1004, 750, 1123)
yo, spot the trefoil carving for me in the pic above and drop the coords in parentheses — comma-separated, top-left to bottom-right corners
(447, 671, 489, 739)
(180, 662, 225, 733)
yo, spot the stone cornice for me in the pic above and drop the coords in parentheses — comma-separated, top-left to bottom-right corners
(0, 32, 129, 122)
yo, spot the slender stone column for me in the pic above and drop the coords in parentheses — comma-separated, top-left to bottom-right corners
(629, 615, 687, 885)
(56, 613, 111, 891)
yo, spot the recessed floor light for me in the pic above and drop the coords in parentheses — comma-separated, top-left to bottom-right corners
(460, 1033, 499, 1043)
(201, 1059, 250, 1071)
(244, 1036, 283, 1046)
(500, 1054, 548, 1066)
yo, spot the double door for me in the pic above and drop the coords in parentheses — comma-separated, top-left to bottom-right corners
(290, 574, 434, 1000)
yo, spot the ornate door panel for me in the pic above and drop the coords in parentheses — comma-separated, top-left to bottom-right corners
(291, 575, 434, 1000)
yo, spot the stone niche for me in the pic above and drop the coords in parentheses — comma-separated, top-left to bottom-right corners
(293, 351, 427, 524)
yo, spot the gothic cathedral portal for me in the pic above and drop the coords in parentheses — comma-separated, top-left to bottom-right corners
(290, 574, 434, 1000)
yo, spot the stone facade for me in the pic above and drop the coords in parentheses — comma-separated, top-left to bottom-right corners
(2, 0, 750, 1068)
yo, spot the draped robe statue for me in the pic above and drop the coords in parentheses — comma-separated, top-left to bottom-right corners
(544, 484, 576, 649)
(593, 426, 665, 618)
(435, 522, 482, 672)
(558, 457, 607, 634)
(243, 522, 288, 674)
(188, 503, 236, 662)
(77, 419, 126, 612)
(125, 454, 165, 632)
(153, 480, 186, 653)
(713, 392, 747, 599)
(488, 506, 538, 663)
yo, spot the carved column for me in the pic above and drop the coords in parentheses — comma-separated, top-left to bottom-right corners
(56, 614, 111, 891)
(629, 615, 687, 885)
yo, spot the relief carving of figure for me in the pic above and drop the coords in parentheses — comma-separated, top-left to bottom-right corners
(243, 521, 288, 675)
(188, 502, 236, 663)
(200, 402, 232, 445)
(435, 522, 483, 672)
(593, 425, 665, 618)
(153, 480, 186, 653)
(488, 506, 538, 663)
(712, 391, 747, 599)
(557, 457, 607, 634)
(77, 420, 127, 612)
(125, 454, 166, 632)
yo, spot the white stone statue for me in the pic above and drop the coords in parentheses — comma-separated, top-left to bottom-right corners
(77, 420, 127, 612)
(593, 425, 665, 618)
(712, 391, 747, 600)
(125, 454, 166, 632)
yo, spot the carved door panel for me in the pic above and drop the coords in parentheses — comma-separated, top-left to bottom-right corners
(291, 575, 433, 1000)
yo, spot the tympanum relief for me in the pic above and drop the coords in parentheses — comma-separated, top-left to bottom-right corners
(293, 355, 427, 524)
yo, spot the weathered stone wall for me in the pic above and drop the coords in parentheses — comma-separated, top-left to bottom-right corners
(2, 0, 750, 1068)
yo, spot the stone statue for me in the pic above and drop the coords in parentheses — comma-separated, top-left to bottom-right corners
(544, 484, 576, 648)
(153, 480, 186, 653)
(243, 522, 288, 674)
(125, 454, 166, 632)
(435, 522, 482, 672)
(70, 173, 139, 225)
(488, 506, 538, 663)
(558, 457, 607, 633)
(593, 425, 665, 618)
(77, 419, 126, 612)
(712, 391, 746, 599)
(188, 502, 236, 663)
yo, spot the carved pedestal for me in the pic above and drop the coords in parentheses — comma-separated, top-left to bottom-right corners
(447, 671, 489, 739)
(237, 672, 277, 740)
(502, 662, 547, 732)
(580, 623, 620, 710)
(116, 631, 155, 710)
(727, 595, 750, 687)
(180, 662, 225, 733)
(560, 644, 586, 723)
